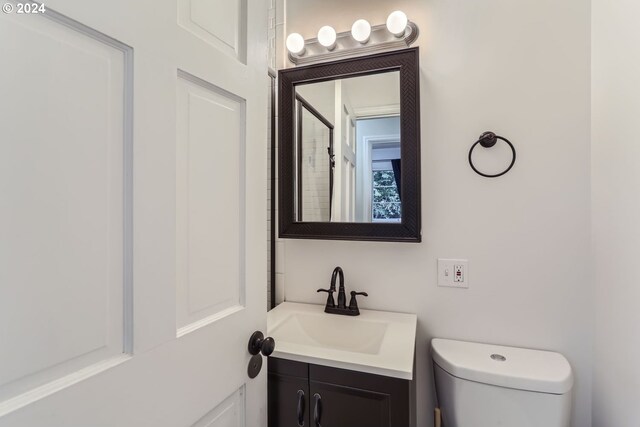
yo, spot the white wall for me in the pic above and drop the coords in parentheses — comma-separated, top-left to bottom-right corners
(591, 1, 640, 425)
(297, 81, 336, 126)
(280, 1, 592, 426)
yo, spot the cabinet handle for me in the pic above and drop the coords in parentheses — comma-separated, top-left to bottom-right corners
(297, 390, 305, 426)
(313, 393, 322, 427)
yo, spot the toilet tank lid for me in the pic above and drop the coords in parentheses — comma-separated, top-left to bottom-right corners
(431, 339, 573, 394)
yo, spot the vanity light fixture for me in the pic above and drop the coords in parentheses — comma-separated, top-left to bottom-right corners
(317, 25, 337, 50)
(351, 19, 372, 44)
(386, 10, 408, 37)
(286, 32, 305, 55)
(286, 12, 418, 66)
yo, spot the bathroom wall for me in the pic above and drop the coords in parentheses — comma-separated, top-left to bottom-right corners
(297, 81, 336, 126)
(591, 0, 640, 425)
(266, 0, 276, 309)
(278, 1, 592, 426)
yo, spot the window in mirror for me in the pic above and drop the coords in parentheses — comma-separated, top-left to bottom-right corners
(371, 137, 402, 222)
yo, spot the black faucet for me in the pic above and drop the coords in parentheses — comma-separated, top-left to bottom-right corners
(317, 266, 368, 316)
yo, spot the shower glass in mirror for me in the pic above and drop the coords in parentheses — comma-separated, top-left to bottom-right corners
(295, 93, 334, 221)
(294, 71, 401, 223)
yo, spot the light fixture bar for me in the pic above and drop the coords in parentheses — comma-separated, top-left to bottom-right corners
(288, 22, 418, 66)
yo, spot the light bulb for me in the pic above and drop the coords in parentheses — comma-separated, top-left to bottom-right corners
(386, 10, 408, 37)
(351, 19, 371, 44)
(317, 26, 337, 50)
(286, 33, 305, 55)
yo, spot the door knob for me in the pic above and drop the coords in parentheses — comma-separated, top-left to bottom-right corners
(248, 331, 275, 356)
(247, 331, 275, 379)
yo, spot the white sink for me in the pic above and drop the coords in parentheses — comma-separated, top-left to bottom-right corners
(267, 302, 417, 379)
(271, 312, 388, 354)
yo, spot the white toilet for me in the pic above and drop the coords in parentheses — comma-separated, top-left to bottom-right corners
(431, 338, 573, 427)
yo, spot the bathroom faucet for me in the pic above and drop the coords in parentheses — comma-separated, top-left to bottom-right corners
(332, 266, 346, 309)
(317, 266, 368, 316)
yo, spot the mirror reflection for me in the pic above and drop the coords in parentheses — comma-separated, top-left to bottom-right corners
(294, 71, 401, 223)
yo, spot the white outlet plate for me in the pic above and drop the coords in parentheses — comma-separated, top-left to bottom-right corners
(438, 259, 469, 288)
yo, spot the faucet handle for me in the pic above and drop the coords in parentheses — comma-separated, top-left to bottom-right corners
(317, 288, 336, 308)
(348, 291, 368, 312)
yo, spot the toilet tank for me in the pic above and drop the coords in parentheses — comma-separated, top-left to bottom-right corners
(431, 339, 573, 427)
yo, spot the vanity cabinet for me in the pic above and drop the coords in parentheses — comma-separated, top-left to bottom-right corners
(268, 357, 416, 427)
(268, 358, 309, 427)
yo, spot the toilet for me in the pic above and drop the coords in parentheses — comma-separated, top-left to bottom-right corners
(431, 338, 573, 427)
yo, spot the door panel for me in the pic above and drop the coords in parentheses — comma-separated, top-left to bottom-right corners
(309, 364, 411, 427)
(0, 6, 132, 405)
(268, 375, 309, 427)
(310, 381, 390, 427)
(0, 0, 268, 424)
(268, 359, 310, 427)
(338, 96, 356, 222)
(176, 70, 246, 335)
(178, 0, 247, 63)
(191, 386, 246, 427)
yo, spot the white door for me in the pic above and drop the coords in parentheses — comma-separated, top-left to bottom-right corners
(0, 0, 268, 426)
(341, 103, 357, 222)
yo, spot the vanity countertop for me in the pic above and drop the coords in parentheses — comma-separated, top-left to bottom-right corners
(267, 302, 417, 380)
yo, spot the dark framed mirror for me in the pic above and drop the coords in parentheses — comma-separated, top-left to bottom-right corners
(279, 48, 421, 242)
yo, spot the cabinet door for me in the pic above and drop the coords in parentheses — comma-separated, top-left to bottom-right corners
(268, 358, 309, 427)
(309, 364, 412, 427)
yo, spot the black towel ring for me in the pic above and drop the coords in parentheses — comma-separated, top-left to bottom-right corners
(468, 131, 516, 178)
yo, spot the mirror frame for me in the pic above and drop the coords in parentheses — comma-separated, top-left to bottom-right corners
(278, 47, 421, 242)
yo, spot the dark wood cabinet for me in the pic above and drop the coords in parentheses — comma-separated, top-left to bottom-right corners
(268, 357, 415, 427)
(268, 358, 309, 427)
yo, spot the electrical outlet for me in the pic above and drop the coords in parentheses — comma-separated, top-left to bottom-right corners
(454, 264, 464, 283)
(438, 259, 469, 288)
